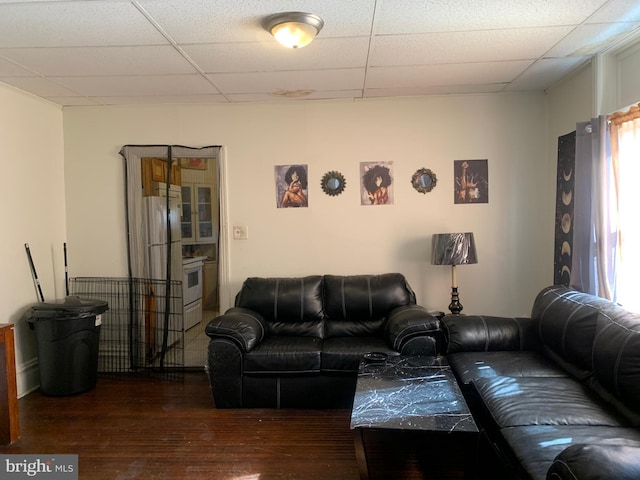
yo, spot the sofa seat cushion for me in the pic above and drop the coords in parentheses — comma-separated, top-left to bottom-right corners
(321, 337, 396, 372)
(474, 376, 629, 429)
(243, 336, 322, 374)
(448, 351, 568, 385)
(500, 425, 640, 480)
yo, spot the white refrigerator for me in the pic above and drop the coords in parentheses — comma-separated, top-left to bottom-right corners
(143, 187, 183, 364)
(144, 187, 182, 281)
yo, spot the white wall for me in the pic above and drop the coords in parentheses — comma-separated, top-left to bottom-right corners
(0, 83, 65, 396)
(63, 93, 552, 321)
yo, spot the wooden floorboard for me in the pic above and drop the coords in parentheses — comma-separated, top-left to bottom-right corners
(1, 371, 360, 480)
(0, 371, 478, 479)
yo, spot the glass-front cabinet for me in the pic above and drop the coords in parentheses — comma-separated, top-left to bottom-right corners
(181, 183, 215, 244)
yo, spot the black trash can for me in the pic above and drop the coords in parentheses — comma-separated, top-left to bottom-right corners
(27, 296, 108, 396)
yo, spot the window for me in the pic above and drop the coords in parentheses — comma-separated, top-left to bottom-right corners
(610, 105, 640, 312)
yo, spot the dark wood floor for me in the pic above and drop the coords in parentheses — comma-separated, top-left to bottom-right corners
(0, 371, 475, 479)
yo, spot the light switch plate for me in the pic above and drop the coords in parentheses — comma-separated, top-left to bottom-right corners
(233, 225, 248, 240)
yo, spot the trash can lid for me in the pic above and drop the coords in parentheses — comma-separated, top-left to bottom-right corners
(28, 296, 109, 320)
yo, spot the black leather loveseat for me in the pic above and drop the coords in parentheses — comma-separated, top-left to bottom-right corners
(440, 285, 640, 480)
(205, 273, 440, 408)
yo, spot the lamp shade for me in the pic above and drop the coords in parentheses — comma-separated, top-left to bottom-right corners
(431, 232, 478, 266)
(264, 12, 324, 48)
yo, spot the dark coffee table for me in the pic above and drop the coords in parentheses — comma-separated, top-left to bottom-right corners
(350, 355, 479, 479)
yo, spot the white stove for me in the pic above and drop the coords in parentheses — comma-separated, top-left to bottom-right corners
(182, 256, 206, 330)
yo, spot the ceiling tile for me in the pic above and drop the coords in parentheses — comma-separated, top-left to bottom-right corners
(50, 74, 220, 97)
(0, 46, 198, 76)
(364, 84, 508, 98)
(370, 27, 573, 66)
(546, 22, 640, 57)
(366, 61, 534, 89)
(139, 0, 376, 44)
(183, 37, 369, 73)
(587, 0, 640, 22)
(0, 2, 168, 47)
(374, 0, 608, 33)
(505, 57, 590, 91)
(94, 94, 228, 105)
(208, 68, 365, 94)
(226, 90, 363, 102)
(0, 0, 637, 106)
(0, 56, 34, 76)
(49, 97, 103, 107)
(0, 76, 79, 97)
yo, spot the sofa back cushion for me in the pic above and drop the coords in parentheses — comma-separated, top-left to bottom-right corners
(590, 305, 640, 424)
(235, 276, 324, 337)
(532, 285, 612, 380)
(323, 273, 415, 337)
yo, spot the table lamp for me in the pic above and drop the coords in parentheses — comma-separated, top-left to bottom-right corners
(431, 232, 478, 314)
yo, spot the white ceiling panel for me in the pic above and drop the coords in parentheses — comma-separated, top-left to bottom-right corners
(587, 0, 640, 22)
(366, 61, 534, 89)
(226, 90, 363, 102)
(50, 74, 220, 97)
(0, 2, 168, 48)
(48, 96, 103, 107)
(0, 56, 34, 76)
(94, 94, 228, 105)
(374, 0, 608, 33)
(0, 76, 80, 97)
(0, 0, 638, 106)
(370, 28, 571, 66)
(506, 57, 590, 91)
(365, 84, 508, 98)
(208, 68, 365, 94)
(0, 46, 198, 76)
(183, 37, 370, 73)
(546, 22, 640, 57)
(138, 0, 376, 44)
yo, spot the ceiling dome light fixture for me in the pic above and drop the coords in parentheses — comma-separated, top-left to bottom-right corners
(264, 12, 324, 49)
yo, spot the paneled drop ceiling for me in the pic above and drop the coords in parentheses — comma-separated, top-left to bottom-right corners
(1, 0, 639, 106)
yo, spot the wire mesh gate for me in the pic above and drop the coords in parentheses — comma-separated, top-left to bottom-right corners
(70, 277, 184, 376)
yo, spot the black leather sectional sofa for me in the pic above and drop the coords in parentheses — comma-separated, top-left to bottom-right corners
(205, 273, 440, 408)
(442, 285, 640, 480)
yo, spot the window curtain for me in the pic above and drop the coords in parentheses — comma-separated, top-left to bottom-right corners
(569, 117, 617, 299)
(609, 104, 640, 312)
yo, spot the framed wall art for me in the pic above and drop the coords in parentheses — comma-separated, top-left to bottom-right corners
(360, 161, 394, 206)
(275, 164, 309, 208)
(454, 159, 488, 204)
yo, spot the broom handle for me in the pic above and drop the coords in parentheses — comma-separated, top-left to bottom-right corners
(25, 243, 45, 302)
(64, 242, 69, 297)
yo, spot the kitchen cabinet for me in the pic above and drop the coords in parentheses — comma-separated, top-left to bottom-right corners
(203, 260, 218, 309)
(142, 157, 181, 197)
(181, 183, 216, 244)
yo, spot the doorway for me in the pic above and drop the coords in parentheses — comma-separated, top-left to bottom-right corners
(120, 145, 225, 371)
(179, 160, 220, 367)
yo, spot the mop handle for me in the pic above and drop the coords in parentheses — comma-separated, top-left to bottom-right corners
(24, 243, 45, 302)
(64, 242, 69, 297)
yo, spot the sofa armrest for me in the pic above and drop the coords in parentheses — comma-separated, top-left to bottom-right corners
(547, 444, 640, 480)
(442, 314, 540, 354)
(205, 307, 268, 352)
(385, 305, 441, 355)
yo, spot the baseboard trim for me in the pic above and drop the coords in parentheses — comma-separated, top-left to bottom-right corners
(16, 358, 39, 398)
